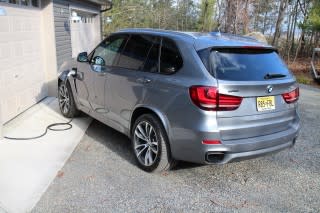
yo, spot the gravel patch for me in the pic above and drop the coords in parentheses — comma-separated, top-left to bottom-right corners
(33, 87, 320, 212)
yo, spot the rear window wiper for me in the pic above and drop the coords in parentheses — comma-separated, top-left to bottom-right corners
(264, 73, 287, 80)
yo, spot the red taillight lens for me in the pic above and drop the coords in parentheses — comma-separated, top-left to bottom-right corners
(282, 87, 299, 104)
(202, 140, 221, 145)
(189, 86, 242, 111)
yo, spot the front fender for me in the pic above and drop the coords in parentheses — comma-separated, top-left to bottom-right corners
(58, 70, 70, 82)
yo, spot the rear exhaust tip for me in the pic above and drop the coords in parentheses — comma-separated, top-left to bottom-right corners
(206, 152, 225, 164)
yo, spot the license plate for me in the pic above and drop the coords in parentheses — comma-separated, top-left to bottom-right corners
(257, 96, 275, 111)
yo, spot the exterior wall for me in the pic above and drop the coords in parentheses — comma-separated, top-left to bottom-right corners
(0, 0, 102, 135)
(0, 4, 48, 125)
(41, 0, 58, 97)
(53, 0, 72, 70)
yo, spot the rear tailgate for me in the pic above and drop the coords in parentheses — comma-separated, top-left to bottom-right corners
(217, 80, 298, 140)
(204, 47, 299, 140)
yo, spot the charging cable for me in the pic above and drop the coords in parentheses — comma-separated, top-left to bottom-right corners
(4, 71, 78, 141)
(4, 119, 73, 140)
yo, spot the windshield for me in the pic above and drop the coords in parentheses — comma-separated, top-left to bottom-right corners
(200, 48, 292, 81)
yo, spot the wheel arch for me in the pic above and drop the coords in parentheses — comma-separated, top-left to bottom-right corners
(130, 106, 171, 140)
(58, 70, 71, 85)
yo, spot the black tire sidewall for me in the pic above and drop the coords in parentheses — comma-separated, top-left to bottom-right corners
(58, 81, 78, 118)
(131, 114, 169, 172)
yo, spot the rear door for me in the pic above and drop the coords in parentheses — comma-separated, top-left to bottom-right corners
(105, 34, 159, 130)
(209, 48, 299, 140)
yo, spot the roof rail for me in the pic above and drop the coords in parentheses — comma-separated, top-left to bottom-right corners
(210, 32, 259, 43)
(117, 28, 197, 39)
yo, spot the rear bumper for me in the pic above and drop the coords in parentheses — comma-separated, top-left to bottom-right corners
(205, 138, 296, 164)
(170, 120, 300, 164)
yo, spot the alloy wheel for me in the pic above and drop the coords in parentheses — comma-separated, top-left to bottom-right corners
(59, 84, 70, 115)
(133, 121, 159, 166)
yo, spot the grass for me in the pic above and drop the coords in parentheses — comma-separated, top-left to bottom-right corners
(295, 74, 313, 85)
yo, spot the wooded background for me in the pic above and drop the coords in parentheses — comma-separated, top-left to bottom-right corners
(103, 0, 320, 63)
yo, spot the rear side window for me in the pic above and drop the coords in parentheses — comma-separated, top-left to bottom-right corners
(117, 35, 153, 70)
(199, 48, 292, 81)
(160, 38, 183, 74)
(143, 37, 161, 73)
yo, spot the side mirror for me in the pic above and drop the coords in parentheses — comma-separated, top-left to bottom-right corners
(91, 56, 106, 73)
(92, 56, 105, 66)
(77, 52, 88, 62)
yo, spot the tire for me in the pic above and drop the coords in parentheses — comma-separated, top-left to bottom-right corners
(58, 81, 80, 118)
(131, 114, 176, 172)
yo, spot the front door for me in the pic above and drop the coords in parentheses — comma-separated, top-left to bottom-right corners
(75, 34, 129, 116)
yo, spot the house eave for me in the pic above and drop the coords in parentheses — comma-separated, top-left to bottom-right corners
(87, 0, 112, 6)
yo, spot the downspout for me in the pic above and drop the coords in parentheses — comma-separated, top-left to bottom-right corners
(100, 1, 113, 39)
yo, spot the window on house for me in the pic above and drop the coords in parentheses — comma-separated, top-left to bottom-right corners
(31, 0, 39, 7)
(0, 0, 40, 7)
(20, 0, 29, 6)
(0, 0, 18, 4)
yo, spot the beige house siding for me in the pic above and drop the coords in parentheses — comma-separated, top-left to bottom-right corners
(0, 5, 48, 124)
(0, 0, 103, 137)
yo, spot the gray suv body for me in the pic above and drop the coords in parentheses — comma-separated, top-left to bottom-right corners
(58, 28, 300, 172)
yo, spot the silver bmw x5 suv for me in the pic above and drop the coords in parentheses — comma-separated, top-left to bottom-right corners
(58, 28, 300, 172)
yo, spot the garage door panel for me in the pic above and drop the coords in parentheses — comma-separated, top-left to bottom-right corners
(71, 13, 100, 58)
(0, 6, 47, 123)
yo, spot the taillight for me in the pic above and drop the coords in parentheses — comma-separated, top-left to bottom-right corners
(202, 140, 221, 145)
(189, 86, 242, 111)
(282, 87, 299, 104)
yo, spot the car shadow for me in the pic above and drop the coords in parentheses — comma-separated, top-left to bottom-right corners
(84, 119, 205, 171)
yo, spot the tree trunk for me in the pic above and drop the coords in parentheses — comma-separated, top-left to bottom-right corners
(272, 0, 289, 47)
(243, 0, 250, 34)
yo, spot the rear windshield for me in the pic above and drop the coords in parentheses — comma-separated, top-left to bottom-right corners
(198, 48, 292, 81)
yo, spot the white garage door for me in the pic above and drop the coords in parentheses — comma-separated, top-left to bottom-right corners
(70, 11, 101, 58)
(0, 6, 47, 124)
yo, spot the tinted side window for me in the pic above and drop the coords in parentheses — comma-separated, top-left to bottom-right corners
(160, 38, 183, 74)
(90, 35, 128, 67)
(143, 37, 161, 73)
(117, 35, 153, 70)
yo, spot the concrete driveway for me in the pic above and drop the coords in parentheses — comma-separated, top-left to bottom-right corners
(33, 85, 320, 212)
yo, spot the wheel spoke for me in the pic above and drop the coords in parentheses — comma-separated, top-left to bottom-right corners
(63, 104, 68, 114)
(144, 148, 150, 165)
(147, 148, 153, 164)
(137, 145, 148, 157)
(135, 129, 147, 142)
(137, 124, 148, 140)
(59, 88, 65, 97)
(147, 124, 153, 140)
(150, 145, 158, 154)
(135, 144, 146, 150)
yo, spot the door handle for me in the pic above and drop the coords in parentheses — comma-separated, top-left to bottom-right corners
(137, 78, 152, 84)
(98, 72, 106, 76)
(144, 78, 151, 83)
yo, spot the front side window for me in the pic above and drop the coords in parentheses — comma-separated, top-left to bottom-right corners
(90, 35, 128, 68)
(117, 34, 154, 70)
(160, 38, 183, 74)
